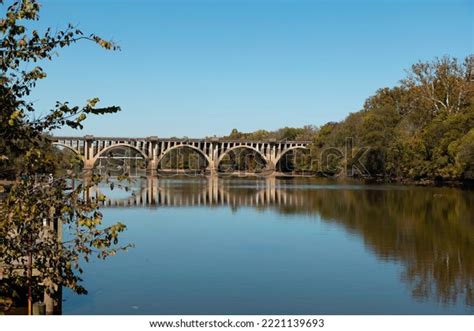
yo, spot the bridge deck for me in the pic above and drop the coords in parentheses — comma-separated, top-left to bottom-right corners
(51, 136, 312, 144)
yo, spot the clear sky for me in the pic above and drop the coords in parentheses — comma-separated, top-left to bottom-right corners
(23, 0, 473, 138)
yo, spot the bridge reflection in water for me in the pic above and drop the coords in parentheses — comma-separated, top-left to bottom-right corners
(77, 177, 474, 312)
(85, 177, 310, 209)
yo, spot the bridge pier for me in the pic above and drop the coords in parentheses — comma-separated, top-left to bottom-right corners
(52, 136, 311, 177)
(91, 175, 309, 209)
(207, 160, 218, 176)
(266, 161, 276, 173)
(146, 160, 158, 176)
(82, 160, 94, 176)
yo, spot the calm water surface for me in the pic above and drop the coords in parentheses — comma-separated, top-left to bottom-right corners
(63, 178, 474, 314)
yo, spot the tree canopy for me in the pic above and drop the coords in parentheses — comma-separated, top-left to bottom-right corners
(313, 56, 474, 180)
(226, 56, 474, 181)
(0, 0, 128, 314)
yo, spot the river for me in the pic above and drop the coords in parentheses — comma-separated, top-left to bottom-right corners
(63, 177, 474, 314)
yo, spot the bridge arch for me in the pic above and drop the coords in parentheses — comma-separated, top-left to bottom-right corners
(91, 143, 149, 166)
(275, 146, 309, 169)
(52, 142, 83, 160)
(156, 144, 212, 168)
(274, 146, 309, 166)
(217, 145, 269, 171)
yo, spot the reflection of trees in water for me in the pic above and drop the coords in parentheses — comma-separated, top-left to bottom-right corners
(272, 187, 474, 308)
(94, 178, 474, 308)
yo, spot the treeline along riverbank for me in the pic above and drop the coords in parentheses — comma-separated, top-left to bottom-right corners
(218, 56, 474, 185)
(1, 56, 473, 186)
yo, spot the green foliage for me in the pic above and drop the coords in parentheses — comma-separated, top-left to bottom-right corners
(0, 0, 120, 178)
(309, 55, 474, 181)
(0, 176, 130, 297)
(455, 129, 474, 179)
(223, 125, 317, 142)
(0, 0, 128, 312)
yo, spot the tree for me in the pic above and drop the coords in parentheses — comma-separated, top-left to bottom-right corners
(307, 55, 474, 181)
(228, 128, 242, 140)
(401, 56, 472, 115)
(455, 129, 474, 179)
(0, 0, 129, 314)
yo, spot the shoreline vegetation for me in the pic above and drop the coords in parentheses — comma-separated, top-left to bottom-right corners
(5, 56, 472, 187)
(1, 52, 472, 185)
(213, 56, 474, 186)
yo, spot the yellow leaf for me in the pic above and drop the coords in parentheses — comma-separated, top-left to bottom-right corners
(10, 110, 21, 120)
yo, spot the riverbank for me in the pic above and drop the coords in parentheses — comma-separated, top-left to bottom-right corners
(1, 174, 473, 190)
(356, 176, 474, 189)
(271, 173, 473, 189)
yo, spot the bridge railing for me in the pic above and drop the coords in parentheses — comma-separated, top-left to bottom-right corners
(51, 136, 312, 144)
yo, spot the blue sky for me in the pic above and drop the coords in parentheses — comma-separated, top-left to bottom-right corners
(22, 0, 474, 137)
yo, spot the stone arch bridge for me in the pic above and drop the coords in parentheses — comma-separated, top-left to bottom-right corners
(52, 136, 311, 175)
